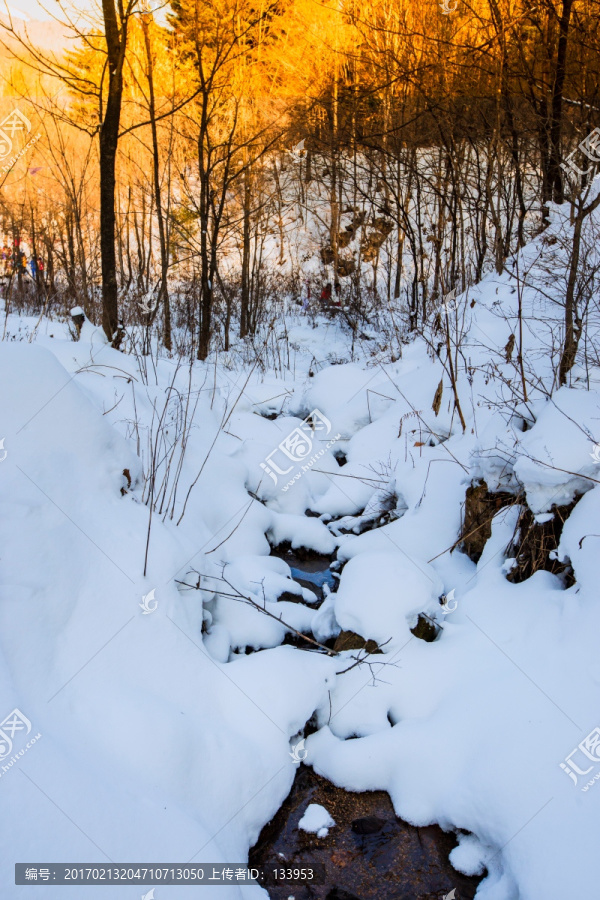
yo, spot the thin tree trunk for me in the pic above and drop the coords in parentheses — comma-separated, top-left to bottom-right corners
(548, 0, 574, 205)
(99, 0, 127, 348)
(558, 191, 600, 384)
(240, 162, 251, 338)
(141, 13, 172, 350)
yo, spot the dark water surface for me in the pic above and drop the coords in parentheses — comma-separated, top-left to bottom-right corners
(250, 767, 482, 900)
(272, 544, 338, 602)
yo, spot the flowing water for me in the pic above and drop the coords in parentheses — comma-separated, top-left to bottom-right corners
(258, 545, 481, 900)
(271, 544, 338, 603)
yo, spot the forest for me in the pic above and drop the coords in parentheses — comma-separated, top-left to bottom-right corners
(0, 0, 598, 370)
(1, 1, 600, 899)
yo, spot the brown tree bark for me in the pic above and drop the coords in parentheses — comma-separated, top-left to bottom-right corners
(548, 0, 574, 205)
(141, 12, 172, 350)
(99, 0, 129, 348)
(559, 190, 600, 385)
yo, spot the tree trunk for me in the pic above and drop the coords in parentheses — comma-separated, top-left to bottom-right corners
(558, 191, 600, 384)
(240, 162, 251, 338)
(99, 0, 127, 348)
(141, 13, 172, 350)
(548, 0, 574, 205)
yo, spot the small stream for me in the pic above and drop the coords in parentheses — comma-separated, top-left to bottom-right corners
(255, 548, 481, 900)
(271, 544, 338, 602)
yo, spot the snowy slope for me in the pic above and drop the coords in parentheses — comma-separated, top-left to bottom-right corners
(0, 342, 335, 898)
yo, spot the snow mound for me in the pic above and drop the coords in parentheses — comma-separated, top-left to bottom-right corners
(298, 803, 336, 838)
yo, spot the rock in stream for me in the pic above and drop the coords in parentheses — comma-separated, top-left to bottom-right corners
(250, 767, 482, 899)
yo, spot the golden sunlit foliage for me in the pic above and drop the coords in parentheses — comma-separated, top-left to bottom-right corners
(0, 0, 598, 352)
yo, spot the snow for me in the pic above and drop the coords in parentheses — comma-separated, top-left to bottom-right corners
(332, 551, 442, 648)
(0, 340, 336, 898)
(3, 194, 600, 899)
(297, 803, 335, 838)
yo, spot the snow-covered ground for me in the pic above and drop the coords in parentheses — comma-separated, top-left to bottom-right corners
(2, 197, 600, 899)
